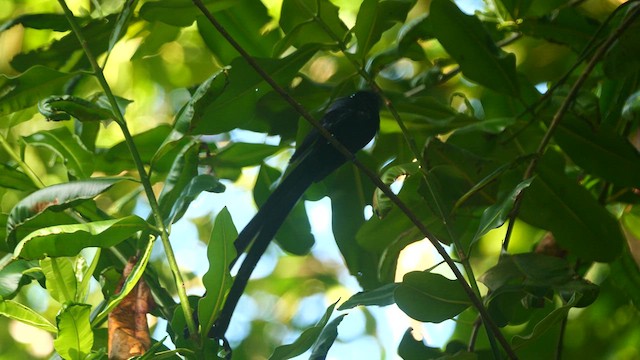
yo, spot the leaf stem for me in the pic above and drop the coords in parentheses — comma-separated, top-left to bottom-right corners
(57, 0, 197, 337)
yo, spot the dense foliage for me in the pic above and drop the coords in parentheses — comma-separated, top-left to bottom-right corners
(1, 0, 640, 359)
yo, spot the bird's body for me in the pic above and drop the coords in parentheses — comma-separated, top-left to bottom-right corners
(213, 90, 381, 339)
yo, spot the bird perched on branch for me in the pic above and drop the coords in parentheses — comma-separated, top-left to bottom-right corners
(212, 90, 381, 341)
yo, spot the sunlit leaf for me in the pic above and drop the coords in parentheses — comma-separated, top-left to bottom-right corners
(14, 216, 148, 260)
(198, 207, 237, 340)
(0, 299, 57, 333)
(54, 303, 93, 360)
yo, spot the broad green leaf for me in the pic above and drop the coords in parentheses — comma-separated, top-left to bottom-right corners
(0, 66, 77, 118)
(512, 295, 579, 349)
(192, 45, 319, 135)
(518, 8, 597, 53)
(14, 216, 148, 260)
(198, 207, 237, 342)
(269, 300, 338, 360)
(98, 125, 172, 174)
(338, 283, 398, 310)
(37, 95, 115, 122)
(212, 143, 283, 169)
(165, 175, 226, 226)
(11, 16, 116, 72)
(610, 211, 640, 309)
(157, 141, 199, 225)
(0, 13, 71, 32)
(0, 163, 37, 191)
(519, 151, 624, 262)
(309, 314, 346, 359)
(197, 0, 280, 64)
(429, 0, 519, 96)
(373, 162, 420, 218)
(395, 271, 471, 323)
(41, 257, 77, 303)
(471, 178, 534, 244)
(479, 253, 599, 318)
(24, 127, 94, 179)
(0, 299, 57, 333)
(397, 328, 443, 359)
(278, 0, 348, 52)
(354, 0, 416, 58)
(603, 19, 640, 79)
(254, 165, 313, 255)
(54, 303, 93, 360)
(139, 0, 236, 27)
(0, 259, 38, 298)
(172, 70, 228, 136)
(6, 178, 123, 248)
(554, 115, 640, 187)
(327, 153, 385, 290)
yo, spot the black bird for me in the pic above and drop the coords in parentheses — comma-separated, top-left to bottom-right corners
(212, 90, 381, 341)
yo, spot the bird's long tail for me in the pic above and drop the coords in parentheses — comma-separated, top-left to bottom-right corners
(214, 162, 314, 337)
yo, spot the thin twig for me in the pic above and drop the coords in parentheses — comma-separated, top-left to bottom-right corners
(193, 1, 516, 358)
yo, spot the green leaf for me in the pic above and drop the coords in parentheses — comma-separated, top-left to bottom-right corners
(519, 151, 624, 262)
(338, 283, 398, 310)
(40, 257, 78, 303)
(0, 299, 57, 333)
(192, 45, 319, 135)
(471, 177, 533, 244)
(603, 18, 640, 79)
(172, 70, 228, 135)
(429, 0, 519, 96)
(54, 303, 93, 360)
(397, 328, 443, 359)
(14, 216, 148, 260)
(254, 165, 313, 255)
(198, 207, 237, 340)
(269, 300, 338, 360)
(512, 295, 579, 349)
(373, 162, 420, 218)
(212, 143, 283, 169)
(395, 271, 471, 323)
(24, 127, 94, 179)
(0, 13, 72, 32)
(518, 8, 598, 53)
(157, 141, 199, 225)
(165, 175, 226, 226)
(354, 0, 416, 58)
(11, 16, 116, 72)
(0, 163, 38, 191)
(197, 0, 280, 64)
(0, 259, 38, 298)
(6, 178, 124, 248)
(554, 115, 640, 187)
(0, 66, 77, 118)
(98, 125, 172, 174)
(139, 0, 236, 27)
(278, 0, 348, 52)
(309, 314, 346, 359)
(37, 95, 115, 122)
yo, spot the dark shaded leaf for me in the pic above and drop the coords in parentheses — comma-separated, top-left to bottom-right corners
(354, 0, 416, 58)
(395, 271, 471, 323)
(429, 0, 519, 96)
(338, 283, 398, 310)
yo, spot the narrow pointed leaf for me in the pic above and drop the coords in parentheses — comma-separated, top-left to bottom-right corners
(0, 299, 57, 333)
